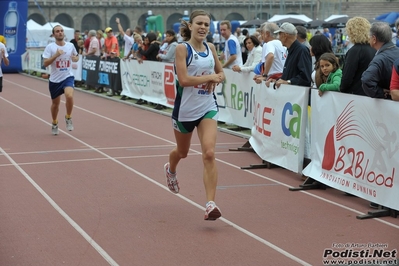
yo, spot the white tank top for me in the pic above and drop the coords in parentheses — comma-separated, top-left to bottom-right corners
(173, 42, 218, 122)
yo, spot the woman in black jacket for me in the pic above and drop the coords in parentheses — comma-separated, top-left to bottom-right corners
(138, 32, 160, 61)
(340, 17, 376, 96)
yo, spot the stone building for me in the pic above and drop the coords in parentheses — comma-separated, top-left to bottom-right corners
(27, 0, 399, 32)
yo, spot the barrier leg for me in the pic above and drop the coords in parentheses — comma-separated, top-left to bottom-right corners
(289, 176, 327, 191)
(229, 140, 254, 152)
(356, 207, 399, 220)
(241, 160, 276, 170)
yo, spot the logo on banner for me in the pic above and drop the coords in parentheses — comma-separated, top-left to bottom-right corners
(164, 65, 175, 105)
(151, 71, 162, 86)
(321, 101, 395, 190)
(281, 102, 301, 139)
(254, 101, 273, 137)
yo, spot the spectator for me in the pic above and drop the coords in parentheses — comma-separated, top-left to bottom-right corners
(103, 27, 120, 58)
(309, 34, 333, 88)
(334, 29, 343, 50)
(134, 26, 145, 40)
(137, 33, 160, 106)
(269, 22, 312, 88)
(340, 17, 376, 96)
(296, 26, 310, 49)
(232, 35, 262, 73)
(0, 42, 10, 93)
(155, 30, 178, 110)
(219, 20, 242, 69)
(323, 28, 332, 43)
(156, 30, 178, 63)
(361, 22, 399, 99)
(306, 29, 312, 42)
(116, 17, 134, 59)
(83, 33, 90, 54)
(96, 30, 105, 55)
(254, 22, 286, 84)
(77, 39, 84, 54)
(317, 52, 342, 96)
(125, 33, 142, 60)
(235, 27, 247, 63)
(0, 34, 6, 45)
(85, 30, 100, 57)
(70, 30, 81, 52)
(138, 32, 160, 61)
(206, 31, 213, 43)
(389, 58, 399, 101)
(212, 30, 221, 52)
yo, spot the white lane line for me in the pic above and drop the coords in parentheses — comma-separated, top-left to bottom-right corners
(0, 151, 238, 167)
(0, 147, 119, 266)
(1, 86, 312, 266)
(4, 78, 399, 261)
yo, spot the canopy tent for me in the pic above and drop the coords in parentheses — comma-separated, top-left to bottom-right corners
(375, 12, 399, 26)
(273, 17, 307, 26)
(324, 14, 348, 22)
(240, 19, 267, 28)
(268, 14, 312, 23)
(323, 15, 350, 28)
(307, 19, 324, 29)
(26, 20, 74, 48)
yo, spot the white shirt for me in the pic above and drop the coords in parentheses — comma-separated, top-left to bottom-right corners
(224, 34, 243, 69)
(123, 34, 134, 57)
(261, 39, 286, 75)
(42, 42, 78, 83)
(213, 33, 221, 43)
(88, 36, 100, 56)
(240, 45, 262, 73)
(0, 43, 8, 77)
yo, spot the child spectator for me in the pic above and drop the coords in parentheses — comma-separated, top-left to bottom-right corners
(316, 53, 342, 97)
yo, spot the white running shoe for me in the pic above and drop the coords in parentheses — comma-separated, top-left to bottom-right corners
(52, 124, 59, 135)
(164, 163, 179, 193)
(204, 201, 222, 221)
(65, 117, 74, 131)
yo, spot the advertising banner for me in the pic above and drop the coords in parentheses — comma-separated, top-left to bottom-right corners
(303, 90, 399, 210)
(120, 60, 176, 107)
(215, 69, 256, 129)
(0, 0, 28, 72)
(82, 56, 121, 91)
(249, 84, 309, 173)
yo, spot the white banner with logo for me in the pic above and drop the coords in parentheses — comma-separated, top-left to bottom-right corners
(71, 55, 82, 81)
(249, 84, 309, 173)
(303, 90, 399, 211)
(120, 60, 176, 108)
(21, 49, 49, 74)
(215, 69, 256, 129)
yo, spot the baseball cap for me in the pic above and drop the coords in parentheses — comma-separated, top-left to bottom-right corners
(105, 27, 112, 33)
(274, 22, 297, 35)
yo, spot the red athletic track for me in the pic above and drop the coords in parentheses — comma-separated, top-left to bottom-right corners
(0, 73, 398, 266)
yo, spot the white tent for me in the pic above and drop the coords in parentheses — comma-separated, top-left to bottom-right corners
(324, 14, 348, 22)
(26, 20, 74, 48)
(268, 14, 313, 23)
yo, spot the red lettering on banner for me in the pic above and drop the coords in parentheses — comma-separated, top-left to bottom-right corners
(333, 145, 394, 188)
(254, 102, 272, 137)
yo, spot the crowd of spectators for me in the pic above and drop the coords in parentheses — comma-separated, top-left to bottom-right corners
(73, 16, 399, 104)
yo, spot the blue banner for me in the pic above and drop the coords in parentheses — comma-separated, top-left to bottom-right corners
(0, 0, 28, 73)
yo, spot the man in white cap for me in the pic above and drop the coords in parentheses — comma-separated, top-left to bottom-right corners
(267, 22, 312, 88)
